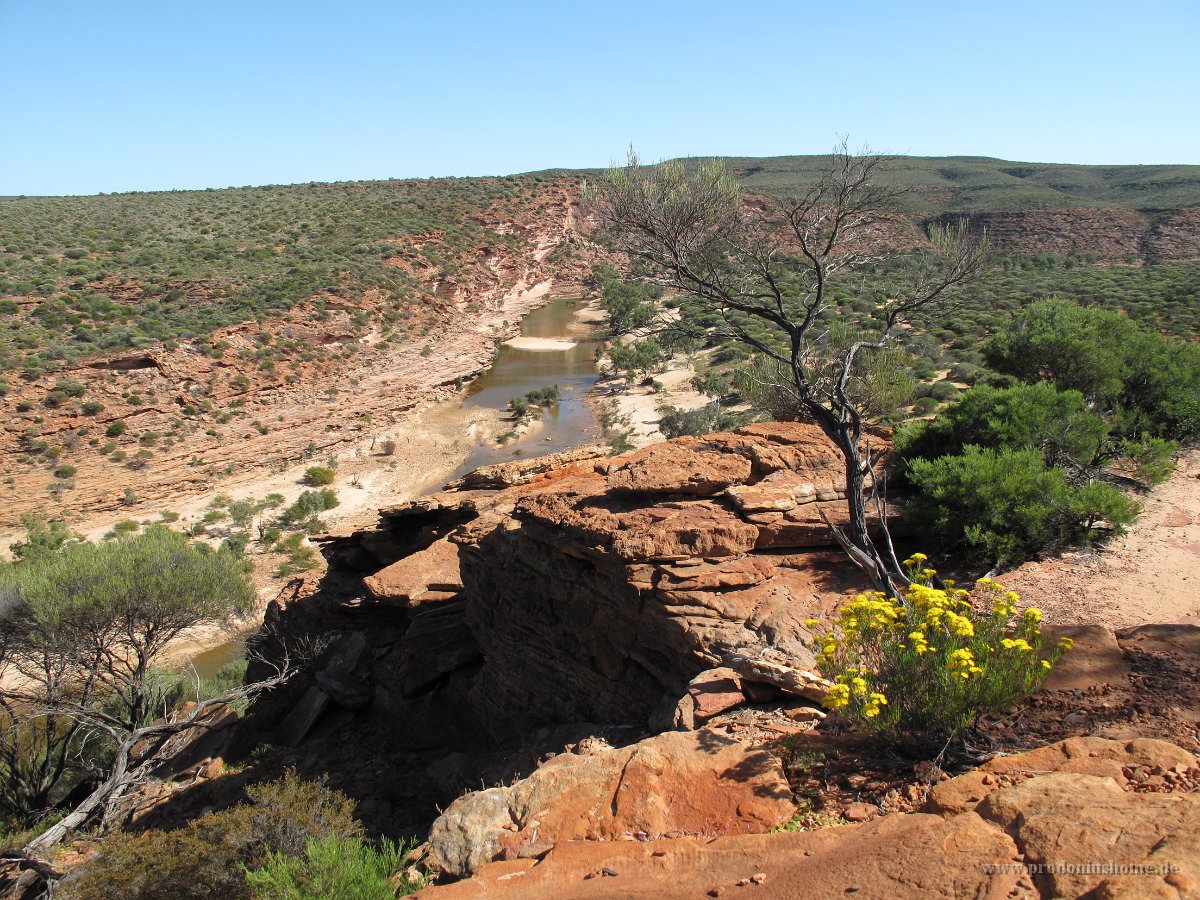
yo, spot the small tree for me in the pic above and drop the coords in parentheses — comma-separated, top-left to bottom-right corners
(0, 527, 306, 855)
(593, 143, 988, 593)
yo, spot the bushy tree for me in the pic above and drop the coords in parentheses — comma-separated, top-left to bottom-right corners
(896, 383, 1110, 472)
(986, 299, 1200, 443)
(0, 527, 301, 854)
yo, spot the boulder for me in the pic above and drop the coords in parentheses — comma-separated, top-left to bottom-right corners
(428, 728, 796, 876)
(363, 537, 463, 604)
(978, 772, 1200, 898)
(1040, 624, 1132, 692)
(606, 443, 753, 496)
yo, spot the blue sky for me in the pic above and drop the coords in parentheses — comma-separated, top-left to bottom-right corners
(2, 0, 1198, 195)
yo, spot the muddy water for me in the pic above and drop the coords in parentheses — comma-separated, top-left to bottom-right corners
(448, 295, 603, 478)
(188, 296, 604, 679)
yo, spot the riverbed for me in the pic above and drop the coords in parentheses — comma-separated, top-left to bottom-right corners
(188, 296, 604, 678)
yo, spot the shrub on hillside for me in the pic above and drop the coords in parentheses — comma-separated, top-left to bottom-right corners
(303, 466, 335, 486)
(657, 402, 747, 439)
(812, 557, 1071, 745)
(246, 835, 428, 899)
(60, 771, 359, 900)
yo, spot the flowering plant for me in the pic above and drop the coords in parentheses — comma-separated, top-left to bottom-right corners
(809, 554, 1071, 743)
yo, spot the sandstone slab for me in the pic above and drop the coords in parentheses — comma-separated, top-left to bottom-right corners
(428, 728, 796, 876)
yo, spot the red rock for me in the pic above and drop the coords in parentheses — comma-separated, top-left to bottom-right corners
(687, 668, 746, 720)
(842, 802, 878, 822)
(428, 729, 796, 876)
(416, 811, 1024, 899)
(607, 443, 753, 495)
(1040, 625, 1132, 693)
(363, 537, 462, 604)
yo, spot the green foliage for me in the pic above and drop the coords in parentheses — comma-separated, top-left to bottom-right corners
(813, 559, 1070, 745)
(904, 446, 1139, 565)
(245, 835, 428, 899)
(1, 525, 254, 633)
(607, 338, 664, 383)
(61, 771, 360, 900)
(985, 299, 1200, 442)
(105, 420, 127, 437)
(896, 383, 1110, 470)
(597, 264, 660, 336)
(8, 513, 78, 561)
(279, 489, 339, 528)
(523, 384, 560, 406)
(657, 401, 747, 439)
(303, 466, 336, 486)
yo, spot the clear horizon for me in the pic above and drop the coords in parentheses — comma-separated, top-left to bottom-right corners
(3, 0, 1199, 196)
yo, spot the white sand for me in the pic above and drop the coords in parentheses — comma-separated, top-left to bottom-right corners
(503, 336, 577, 351)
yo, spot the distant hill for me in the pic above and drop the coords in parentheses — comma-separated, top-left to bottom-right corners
(538, 155, 1200, 215)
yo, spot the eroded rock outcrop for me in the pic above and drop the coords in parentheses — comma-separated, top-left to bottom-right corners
(241, 423, 881, 832)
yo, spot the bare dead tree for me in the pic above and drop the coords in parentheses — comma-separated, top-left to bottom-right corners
(592, 142, 989, 594)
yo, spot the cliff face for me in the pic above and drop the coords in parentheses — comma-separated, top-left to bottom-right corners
(930, 207, 1200, 262)
(241, 424, 884, 828)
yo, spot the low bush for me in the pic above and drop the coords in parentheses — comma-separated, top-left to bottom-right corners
(657, 402, 747, 439)
(812, 557, 1071, 746)
(246, 835, 428, 899)
(61, 771, 360, 900)
(303, 466, 335, 486)
(903, 446, 1138, 566)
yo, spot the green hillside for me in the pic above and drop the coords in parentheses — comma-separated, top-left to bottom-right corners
(550, 155, 1200, 214)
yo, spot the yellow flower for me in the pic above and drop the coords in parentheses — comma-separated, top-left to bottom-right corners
(1056, 636, 1074, 651)
(823, 683, 851, 710)
(1000, 638, 1033, 653)
(805, 618, 821, 628)
(1022, 608, 1043, 625)
(1041, 659, 1052, 670)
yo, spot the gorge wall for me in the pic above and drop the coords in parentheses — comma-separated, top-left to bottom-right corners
(239, 423, 888, 831)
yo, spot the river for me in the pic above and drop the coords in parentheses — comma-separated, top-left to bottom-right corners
(188, 296, 604, 678)
(449, 295, 604, 477)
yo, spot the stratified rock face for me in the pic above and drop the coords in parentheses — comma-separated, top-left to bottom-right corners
(244, 423, 880, 833)
(429, 728, 797, 876)
(453, 423, 888, 740)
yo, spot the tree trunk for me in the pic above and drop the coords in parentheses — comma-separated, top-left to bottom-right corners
(23, 741, 131, 857)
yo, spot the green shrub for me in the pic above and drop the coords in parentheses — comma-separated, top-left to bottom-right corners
(904, 446, 1139, 566)
(812, 558, 1070, 746)
(303, 466, 335, 486)
(245, 835, 428, 899)
(523, 385, 560, 407)
(53, 463, 76, 479)
(657, 401, 746, 439)
(106, 420, 127, 438)
(896, 383, 1109, 471)
(81, 401, 105, 415)
(279, 489, 338, 526)
(61, 771, 359, 900)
